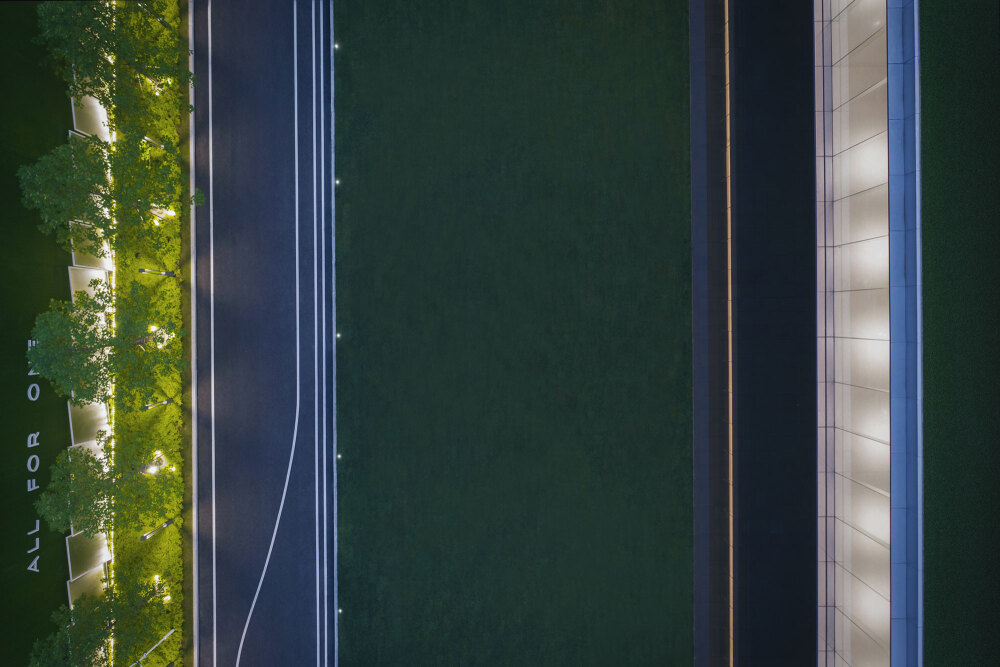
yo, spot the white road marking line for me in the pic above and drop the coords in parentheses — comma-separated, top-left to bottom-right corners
(330, 1, 338, 663)
(319, 0, 329, 663)
(234, 1, 303, 663)
(188, 1, 199, 664)
(208, 0, 217, 664)
(311, 0, 321, 663)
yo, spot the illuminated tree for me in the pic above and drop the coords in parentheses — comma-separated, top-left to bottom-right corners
(29, 279, 116, 405)
(34, 445, 112, 538)
(17, 135, 114, 256)
(27, 279, 184, 406)
(35, 431, 180, 538)
(18, 133, 186, 256)
(36, 1, 117, 112)
(28, 593, 111, 667)
(37, 1, 193, 116)
(28, 581, 163, 667)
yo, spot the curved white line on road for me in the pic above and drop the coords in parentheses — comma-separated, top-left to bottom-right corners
(235, 1, 303, 663)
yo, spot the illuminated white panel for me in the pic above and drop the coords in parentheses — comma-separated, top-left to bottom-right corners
(831, 0, 887, 59)
(831, 29, 888, 107)
(834, 339, 890, 391)
(818, 2, 890, 664)
(837, 569, 890, 648)
(836, 523, 891, 598)
(833, 184, 888, 245)
(835, 384, 890, 444)
(833, 236, 889, 291)
(833, 289, 890, 340)
(832, 132, 888, 200)
(834, 607, 890, 665)
(835, 479, 890, 546)
(832, 81, 888, 154)
(837, 430, 890, 493)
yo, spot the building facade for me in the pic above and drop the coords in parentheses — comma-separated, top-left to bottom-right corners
(692, 1, 923, 664)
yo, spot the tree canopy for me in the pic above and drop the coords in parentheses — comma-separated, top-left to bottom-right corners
(33, 445, 112, 538)
(35, 430, 181, 538)
(27, 279, 184, 406)
(36, 1, 117, 112)
(28, 579, 165, 667)
(28, 278, 116, 405)
(18, 133, 185, 257)
(37, 1, 192, 121)
(28, 593, 111, 667)
(17, 134, 113, 255)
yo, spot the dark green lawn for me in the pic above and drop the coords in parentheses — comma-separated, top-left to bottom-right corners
(335, 1, 691, 664)
(921, 2, 1000, 663)
(0, 4, 74, 664)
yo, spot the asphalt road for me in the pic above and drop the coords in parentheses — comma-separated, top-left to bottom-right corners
(192, 1, 336, 664)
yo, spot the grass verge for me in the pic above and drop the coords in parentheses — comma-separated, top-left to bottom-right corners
(335, 1, 692, 663)
(0, 4, 75, 665)
(920, 2, 1000, 663)
(105, 1, 190, 662)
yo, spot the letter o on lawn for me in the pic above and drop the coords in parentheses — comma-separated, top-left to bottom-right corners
(27, 384, 40, 401)
(27, 454, 40, 473)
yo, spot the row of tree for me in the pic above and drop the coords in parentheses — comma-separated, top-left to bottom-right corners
(20, 2, 194, 260)
(29, 278, 184, 407)
(24, 2, 192, 665)
(35, 424, 182, 540)
(19, 132, 186, 259)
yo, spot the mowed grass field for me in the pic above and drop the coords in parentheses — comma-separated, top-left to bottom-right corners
(920, 2, 1000, 664)
(335, 1, 691, 663)
(0, 4, 75, 663)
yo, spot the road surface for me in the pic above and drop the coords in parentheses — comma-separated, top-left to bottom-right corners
(192, 1, 337, 664)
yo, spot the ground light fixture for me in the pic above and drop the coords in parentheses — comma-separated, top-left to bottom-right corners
(151, 208, 177, 225)
(336, 332, 341, 339)
(138, 268, 177, 277)
(145, 450, 168, 475)
(142, 398, 174, 411)
(136, 1, 173, 31)
(140, 518, 175, 542)
(155, 331, 176, 349)
(145, 574, 171, 602)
